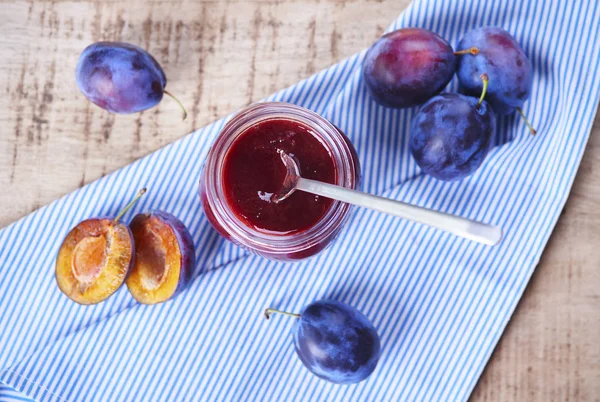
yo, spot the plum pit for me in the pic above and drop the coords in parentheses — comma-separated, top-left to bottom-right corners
(72, 235, 108, 284)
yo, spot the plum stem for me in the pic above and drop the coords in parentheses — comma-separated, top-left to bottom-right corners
(114, 188, 147, 223)
(164, 90, 188, 121)
(516, 107, 537, 135)
(477, 73, 489, 107)
(454, 46, 479, 56)
(264, 308, 301, 320)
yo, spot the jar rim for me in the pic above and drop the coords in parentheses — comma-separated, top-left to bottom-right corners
(202, 102, 358, 255)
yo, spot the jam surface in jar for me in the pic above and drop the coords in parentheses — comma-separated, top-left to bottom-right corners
(222, 118, 336, 234)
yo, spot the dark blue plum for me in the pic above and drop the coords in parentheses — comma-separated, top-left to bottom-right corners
(363, 28, 457, 109)
(76, 42, 170, 114)
(410, 93, 495, 181)
(456, 27, 532, 115)
(293, 300, 381, 384)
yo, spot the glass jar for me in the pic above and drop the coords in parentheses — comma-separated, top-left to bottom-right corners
(199, 102, 360, 261)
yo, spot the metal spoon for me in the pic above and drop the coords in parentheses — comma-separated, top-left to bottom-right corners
(271, 151, 503, 246)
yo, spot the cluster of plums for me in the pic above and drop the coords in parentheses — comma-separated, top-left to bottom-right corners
(75, 28, 534, 184)
(363, 27, 535, 181)
(55, 189, 196, 305)
(63, 25, 535, 385)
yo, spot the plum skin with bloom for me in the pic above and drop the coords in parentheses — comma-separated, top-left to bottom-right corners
(456, 27, 533, 115)
(75, 42, 166, 114)
(410, 93, 496, 181)
(362, 28, 457, 109)
(293, 300, 381, 384)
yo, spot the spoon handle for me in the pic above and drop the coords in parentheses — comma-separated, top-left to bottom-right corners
(296, 177, 502, 246)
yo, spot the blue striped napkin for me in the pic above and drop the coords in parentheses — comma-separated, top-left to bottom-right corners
(1, 0, 599, 400)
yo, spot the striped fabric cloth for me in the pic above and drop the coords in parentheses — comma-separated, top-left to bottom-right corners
(1, 0, 599, 400)
(0, 384, 34, 402)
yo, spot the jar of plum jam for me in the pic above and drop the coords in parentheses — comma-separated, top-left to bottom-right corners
(199, 102, 360, 261)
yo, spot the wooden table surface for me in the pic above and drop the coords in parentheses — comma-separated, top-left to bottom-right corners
(1, 0, 598, 400)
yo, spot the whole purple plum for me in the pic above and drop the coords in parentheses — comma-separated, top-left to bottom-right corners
(456, 27, 533, 121)
(76, 42, 186, 118)
(265, 300, 381, 384)
(362, 28, 457, 109)
(126, 211, 195, 304)
(409, 80, 495, 181)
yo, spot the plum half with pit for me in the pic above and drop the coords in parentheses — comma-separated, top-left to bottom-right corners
(76, 42, 187, 118)
(55, 189, 146, 305)
(126, 211, 195, 304)
(265, 300, 381, 384)
(455, 27, 536, 133)
(409, 74, 495, 181)
(363, 28, 457, 108)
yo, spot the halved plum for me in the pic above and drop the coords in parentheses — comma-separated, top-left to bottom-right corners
(126, 211, 195, 304)
(56, 219, 134, 304)
(55, 189, 145, 305)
